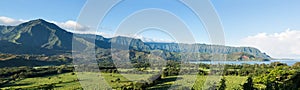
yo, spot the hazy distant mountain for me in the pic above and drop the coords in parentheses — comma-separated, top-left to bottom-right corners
(146, 43, 270, 59)
(0, 19, 271, 59)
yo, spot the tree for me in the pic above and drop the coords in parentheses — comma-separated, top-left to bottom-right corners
(219, 77, 226, 90)
(265, 80, 271, 90)
(133, 81, 147, 90)
(292, 62, 300, 68)
(115, 78, 121, 83)
(243, 77, 254, 90)
(256, 66, 297, 89)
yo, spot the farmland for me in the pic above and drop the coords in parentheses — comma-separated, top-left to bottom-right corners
(1, 61, 300, 90)
(0, 72, 247, 90)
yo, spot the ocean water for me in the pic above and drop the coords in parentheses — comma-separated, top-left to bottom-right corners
(190, 60, 300, 66)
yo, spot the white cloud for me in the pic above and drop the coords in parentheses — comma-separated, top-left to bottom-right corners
(241, 29, 300, 59)
(141, 37, 175, 43)
(0, 16, 25, 25)
(0, 16, 89, 32)
(131, 34, 175, 43)
(49, 20, 89, 31)
(0, 16, 176, 43)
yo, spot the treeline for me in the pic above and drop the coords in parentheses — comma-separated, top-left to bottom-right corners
(97, 60, 299, 77)
(0, 65, 74, 87)
(111, 61, 300, 90)
(216, 62, 288, 76)
(115, 74, 162, 90)
(2, 61, 300, 89)
(0, 54, 72, 68)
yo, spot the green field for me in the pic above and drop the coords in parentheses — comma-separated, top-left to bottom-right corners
(148, 75, 247, 90)
(1, 72, 247, 90)
(1, 72, 81, 90)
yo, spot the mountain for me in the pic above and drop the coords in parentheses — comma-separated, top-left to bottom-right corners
(146, 43, 270, 59)
(0, 19, 74, 54)
(0, 19, 271, 60)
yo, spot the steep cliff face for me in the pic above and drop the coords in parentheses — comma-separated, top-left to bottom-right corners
(146, 43, 270, 59)
(0, 19, 271, 59)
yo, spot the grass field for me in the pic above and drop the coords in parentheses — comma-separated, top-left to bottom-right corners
(0, 72, 247, 90)
(1, 72, 81, 90)
(148, 75, 247, 90)
(0, 72, 154, 90)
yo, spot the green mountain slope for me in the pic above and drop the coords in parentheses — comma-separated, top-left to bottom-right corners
(0, 19, 271, 60)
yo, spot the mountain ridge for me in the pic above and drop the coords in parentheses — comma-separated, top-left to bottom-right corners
(0, 19, 271, 59)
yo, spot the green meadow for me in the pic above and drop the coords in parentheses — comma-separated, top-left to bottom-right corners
(1, 72, 247, 90)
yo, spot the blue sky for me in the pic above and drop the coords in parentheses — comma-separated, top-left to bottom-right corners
(0, 0, 300, 58)
(211, 0, 300, 45)
(0, 0, 85, 22)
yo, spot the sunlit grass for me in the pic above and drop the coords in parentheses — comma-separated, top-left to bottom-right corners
(1, 72, 81, 90)
(148, 75, 247, 90)
(1, 72, 247, 90)
(1, 72, 155, 90)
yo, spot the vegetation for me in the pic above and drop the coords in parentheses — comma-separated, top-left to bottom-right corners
(219, 77, 226, 90)
(0, 61, 299, 90)
(0, 17, 293, 90)
(242, 77, 254, 90)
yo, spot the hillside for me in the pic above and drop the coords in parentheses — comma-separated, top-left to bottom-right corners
(0, 19, 271, 63)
